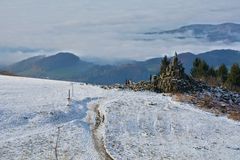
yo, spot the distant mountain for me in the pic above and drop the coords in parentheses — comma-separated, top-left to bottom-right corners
(145, 23, 240, 42)
(5, 50, 240, 84)
(6, 52, 149, 84)
(9, 55, 45, 73)
(81, 57, 136, 65)
(7, 52, 96, 80)
(195, 49, 240, 67)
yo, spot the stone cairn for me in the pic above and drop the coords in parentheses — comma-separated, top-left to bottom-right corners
(121, 53, 197, 93)
(155, 53, 195, 93)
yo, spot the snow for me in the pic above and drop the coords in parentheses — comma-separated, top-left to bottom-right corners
(0, 75, 106, 160)
(103, 91, 240, 160)
(0, 75, 240, 160)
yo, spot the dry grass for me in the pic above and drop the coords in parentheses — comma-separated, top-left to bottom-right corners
(172, 93, 195, 103)
(0, 71, 16, 76)
(196, 96, 213, 109)
(173, 93, 240, 121)
(228, 112, 240, 121)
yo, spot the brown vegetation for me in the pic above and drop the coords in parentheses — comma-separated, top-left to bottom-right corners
(228, 112, 240, 121)
(173, 93, 240, 121)
(0, 71, 16, 76)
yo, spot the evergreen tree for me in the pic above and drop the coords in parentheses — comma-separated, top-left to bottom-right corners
(191, 58, 201, 78)
(200, 60, 209, 77)
(206, 66, 217, 85)
(191, 58, 209, 79)
(217, 64, 228, 83)
(173, 52, 179, 67)
(172, 52, 185, 77)
(160, 55, 170, 75)
(208, 67, 217, 77)
(227, 63, 240, 88)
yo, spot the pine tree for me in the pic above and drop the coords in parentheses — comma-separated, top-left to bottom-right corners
(227, 63, 240, 88)
(160, 55, 170, 75)
(191, 58, 209, 79)
(217, 64, 228, 83)
(208, 67, 216, 77)
(200, 60, 209, 77)
(173, 52, 179, 67)
(206, 66, 217, 85)
(191, 58, 201, 78)
(172, 52, 185, 77)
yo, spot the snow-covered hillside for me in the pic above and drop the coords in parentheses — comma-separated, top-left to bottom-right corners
(103, 93, 240, 159)
(0, 75, 240, 160)
(0, 75, 110, 160)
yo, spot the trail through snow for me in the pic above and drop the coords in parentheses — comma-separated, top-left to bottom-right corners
(0, 75, 107, 160)
(1, 75, 240, 160)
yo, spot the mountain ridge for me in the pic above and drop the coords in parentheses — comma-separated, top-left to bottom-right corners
(145, 23, 240, 42)
(4, 49, 240, 84)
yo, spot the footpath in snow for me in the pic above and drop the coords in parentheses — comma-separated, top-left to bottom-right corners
(0, 75, 240, 160)
(0, 75, 110, 160)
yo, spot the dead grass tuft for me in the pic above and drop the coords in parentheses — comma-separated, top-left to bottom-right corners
(228, 112, 240, 121)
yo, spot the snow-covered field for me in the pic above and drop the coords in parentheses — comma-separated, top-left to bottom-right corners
(0, 75, 240, 160)
(0, 75, 109, 160)
(103, 92, 240, 159)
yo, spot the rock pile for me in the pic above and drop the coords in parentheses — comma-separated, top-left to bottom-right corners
(202, 87, 240, 106)
(101, 80, 155, 92)
(101, 84, 124, 90)
(155, 53, 195, 93)
(125, 81, 155, 92)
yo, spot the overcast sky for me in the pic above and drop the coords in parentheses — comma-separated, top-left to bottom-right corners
(0, 0, 240, 64)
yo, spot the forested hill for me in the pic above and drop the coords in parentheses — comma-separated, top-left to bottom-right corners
(3, 49, 240, 84)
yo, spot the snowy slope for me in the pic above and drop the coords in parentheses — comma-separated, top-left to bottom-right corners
(0, 75, 240, 160)
(0, 75, 110, 160)
(102, 92, 240, 160)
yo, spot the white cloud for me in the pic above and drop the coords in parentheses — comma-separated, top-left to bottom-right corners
(0, 0, 240, 63)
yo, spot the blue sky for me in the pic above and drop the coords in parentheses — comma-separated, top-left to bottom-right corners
(0, 0, 240, 64)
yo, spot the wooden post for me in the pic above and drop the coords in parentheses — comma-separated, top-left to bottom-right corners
(68, 89, 71, 99)
(67, 89, 71, 106)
